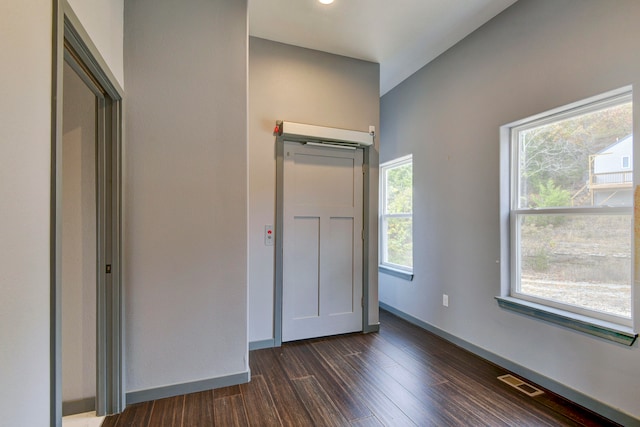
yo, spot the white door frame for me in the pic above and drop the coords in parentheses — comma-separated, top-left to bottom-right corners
(274, 139, 372, 346)
(51, 2, 125, 424)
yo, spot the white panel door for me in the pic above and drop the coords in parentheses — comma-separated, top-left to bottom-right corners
(282, 142, 363, 342)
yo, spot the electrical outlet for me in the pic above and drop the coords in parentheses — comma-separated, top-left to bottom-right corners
(443, 294, 449, 307)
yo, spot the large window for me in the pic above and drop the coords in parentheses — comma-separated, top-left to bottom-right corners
(380, 155, 413, 278)
(502, 88, 633, 331)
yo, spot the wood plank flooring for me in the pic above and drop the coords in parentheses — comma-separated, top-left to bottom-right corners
(102, 309, 620, 426)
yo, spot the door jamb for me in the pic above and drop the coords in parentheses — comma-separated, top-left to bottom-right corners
(274, 139, 284, 346)
(51, 1, 125, 424)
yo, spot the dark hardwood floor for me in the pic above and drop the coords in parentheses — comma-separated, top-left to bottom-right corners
(103, 309, 619, 426)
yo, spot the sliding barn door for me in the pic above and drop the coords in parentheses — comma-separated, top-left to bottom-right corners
(282, 142, 363, 342)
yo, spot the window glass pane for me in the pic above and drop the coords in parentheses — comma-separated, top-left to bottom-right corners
(517, 102, 633, 209)
(385, 163, 412, 214)
(518, 213, 631, 318)
(383, 217, 413, 268)
(622, 156, 630, 169)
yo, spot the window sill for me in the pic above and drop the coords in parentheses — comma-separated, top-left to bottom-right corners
(379, 265, 413, 281)
(495, 296, 637, 346)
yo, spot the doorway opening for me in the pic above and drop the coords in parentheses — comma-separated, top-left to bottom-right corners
(60, 58, 98, 418)
(52, 3, 124, 425)
(280, 142, 364, 342)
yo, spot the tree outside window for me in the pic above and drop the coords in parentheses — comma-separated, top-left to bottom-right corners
(507, 89, 633, 326)
(380, 155, 413, 272)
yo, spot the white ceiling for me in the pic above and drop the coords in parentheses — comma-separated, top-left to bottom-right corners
(249, 0, 517, 95)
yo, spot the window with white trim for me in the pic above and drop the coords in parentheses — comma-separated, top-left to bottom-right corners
(502, 88, 633, 330)
(380, 155, 413, 277)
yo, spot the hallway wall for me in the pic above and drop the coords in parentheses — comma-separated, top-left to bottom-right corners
(124, 0, 249, 395)
(0, 1, 53, 425)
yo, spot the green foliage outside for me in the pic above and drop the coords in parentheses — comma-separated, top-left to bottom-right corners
(519, 102, 632, 208)
(530, 179, 572, 208)
(528, 179, 571, 226)
(384, 162, 412, 267)
(386, 163, 412, 213)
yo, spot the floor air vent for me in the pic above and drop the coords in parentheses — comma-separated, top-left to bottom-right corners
(497, 374, 544, 397)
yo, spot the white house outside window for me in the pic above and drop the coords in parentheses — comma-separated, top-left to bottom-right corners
(380, 155, 413, 279)
(500, 88, 634, 338)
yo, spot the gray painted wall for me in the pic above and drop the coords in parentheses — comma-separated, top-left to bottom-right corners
(379, 0, 640, 420)
(0, 2, 52, 425)
(124, 0, 249, 393)
(248, 38, 380, 342)
(62, 62, 97, 405)
(66, 0, 124, 87)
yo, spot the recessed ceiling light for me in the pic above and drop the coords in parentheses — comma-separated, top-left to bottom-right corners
(319, 0, 334, 4)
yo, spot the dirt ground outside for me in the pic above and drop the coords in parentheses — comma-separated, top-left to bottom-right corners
(519, 214, 632, 319)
